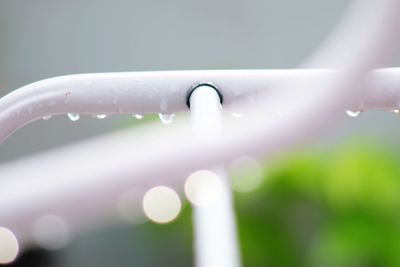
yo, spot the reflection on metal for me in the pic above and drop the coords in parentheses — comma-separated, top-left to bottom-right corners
(0, 1, 399, 265)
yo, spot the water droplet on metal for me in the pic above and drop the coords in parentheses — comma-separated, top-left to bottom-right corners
(158, 113, 175, 124)
(67, 113, 80, 122)
(42, 115, 52, 120)
(133, 114, 143, 119)
(96, 114, 107, 119)
(232, 112, 244, 118)
(346, 110, 360, 117)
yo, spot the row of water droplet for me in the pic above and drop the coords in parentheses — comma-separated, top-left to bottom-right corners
(346, 109, 400, 118)
(42, 113, 176, 125)
(43, 109, 400, 123)
(42, 112, 245, 124)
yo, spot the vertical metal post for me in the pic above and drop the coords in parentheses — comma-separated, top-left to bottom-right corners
(189, 85, 241, 267)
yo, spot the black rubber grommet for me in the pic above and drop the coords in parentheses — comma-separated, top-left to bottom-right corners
(186, 83, 223, 108)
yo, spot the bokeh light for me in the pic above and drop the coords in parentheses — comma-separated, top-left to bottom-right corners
(33, 215, 70, 250)
(142, 186, 181, 224)
(184, 170, 223, 206)
(229, 156, 264, 193)
(0, 227, 19, 264)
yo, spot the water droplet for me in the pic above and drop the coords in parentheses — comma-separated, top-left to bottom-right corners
(96, 114, 107, 119)
(346, 110, 360, 117)
(42, 115, 52, 120)
(158, 113, 175, 124)
(232, 112, 244, 118)
(67, 113, 80, 122)
(133, 114, 143, 120)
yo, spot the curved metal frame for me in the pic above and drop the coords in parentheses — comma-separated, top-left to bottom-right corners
(2, 68, 400, 143)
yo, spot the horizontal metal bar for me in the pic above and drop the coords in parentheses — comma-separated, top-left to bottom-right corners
(1, 68, 400, 143)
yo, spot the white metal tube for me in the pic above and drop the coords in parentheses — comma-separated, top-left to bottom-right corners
(0, 0, 398, 251)
(189, 86, 241, 267)
(1, 68, 400, 143)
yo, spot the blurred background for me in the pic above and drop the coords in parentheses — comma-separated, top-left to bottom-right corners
(1, 0, 400, 266)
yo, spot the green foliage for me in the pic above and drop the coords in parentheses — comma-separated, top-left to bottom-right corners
(236, 142, 400, 267)
(143, 141, 400, 267)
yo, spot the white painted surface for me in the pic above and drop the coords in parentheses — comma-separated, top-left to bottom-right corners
(189, 86, 241, 267)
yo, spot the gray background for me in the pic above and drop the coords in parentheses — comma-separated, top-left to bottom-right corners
(1, 0, 400, 266)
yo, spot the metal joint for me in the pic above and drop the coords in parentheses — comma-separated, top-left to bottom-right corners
(186, 82, 223, 108)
